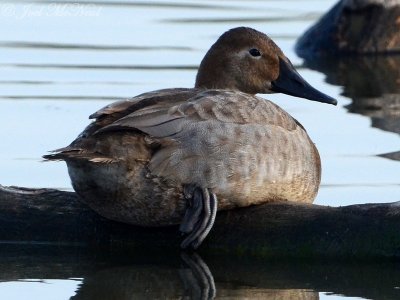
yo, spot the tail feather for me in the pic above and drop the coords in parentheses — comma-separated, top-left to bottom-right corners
(42, 150, 119, 163)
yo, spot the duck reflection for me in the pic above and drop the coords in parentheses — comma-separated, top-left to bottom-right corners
(2, 246, 400, 299)
(70, 252, 317, 300)
(300, 54, 400, 160)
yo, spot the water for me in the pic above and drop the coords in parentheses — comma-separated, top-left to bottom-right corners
(1, 246, 399, 300)
(0, 0, 399, 299)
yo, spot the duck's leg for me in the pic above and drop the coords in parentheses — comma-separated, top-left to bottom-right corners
(180, 186, 218, 249)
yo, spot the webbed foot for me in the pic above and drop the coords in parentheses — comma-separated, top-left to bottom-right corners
(180, 185, 217, 249)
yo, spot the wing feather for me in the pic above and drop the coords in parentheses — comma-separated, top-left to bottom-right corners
(44, 88, 301, 179)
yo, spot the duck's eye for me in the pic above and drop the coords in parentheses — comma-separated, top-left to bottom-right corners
(249, 48, 261, 57)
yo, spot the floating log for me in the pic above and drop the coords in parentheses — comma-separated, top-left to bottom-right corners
(1, 185, 400, 259)
(296, 0, 400, 56)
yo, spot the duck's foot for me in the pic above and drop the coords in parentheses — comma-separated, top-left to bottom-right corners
(179, 252, 216, 299)
(180, 185, 217, 249)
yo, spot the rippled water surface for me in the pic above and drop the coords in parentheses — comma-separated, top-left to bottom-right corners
(1, 0, 400, 299)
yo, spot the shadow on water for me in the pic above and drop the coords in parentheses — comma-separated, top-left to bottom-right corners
(0, 63, 198, 71)
(15, 0, 240, 11)
(301, 54, 400, 161)
(162, 14, 320, 24)
(1, 245, 400, 299)
(0, 41, 194, 52)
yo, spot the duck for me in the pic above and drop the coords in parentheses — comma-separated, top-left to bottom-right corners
(44, 27, 337, 249)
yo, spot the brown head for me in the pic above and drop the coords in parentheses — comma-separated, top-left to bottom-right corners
(195, 27, 337, 105)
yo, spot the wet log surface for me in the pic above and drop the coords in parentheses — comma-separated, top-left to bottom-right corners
(1, 185, 400, 259)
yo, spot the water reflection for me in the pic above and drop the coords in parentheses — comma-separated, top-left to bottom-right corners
(2, 246, 400, 299)
(179, 253, 216, 299)
(301, 54, 400, 160)
(70, 252, 316, 300)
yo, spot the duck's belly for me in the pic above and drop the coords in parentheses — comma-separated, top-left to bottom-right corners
(67, 160, 186, 226)
(66, 125, 320, 227)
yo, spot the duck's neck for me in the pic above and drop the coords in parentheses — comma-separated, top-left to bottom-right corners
(195, 58, 236, 90)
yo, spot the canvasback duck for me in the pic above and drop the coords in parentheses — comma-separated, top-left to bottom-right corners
(44, 27, 336, 249)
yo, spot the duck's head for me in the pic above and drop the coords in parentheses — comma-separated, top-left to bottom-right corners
(195, 27, 337, 105)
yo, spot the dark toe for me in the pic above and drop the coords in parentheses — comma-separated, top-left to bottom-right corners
(180, 187, 218, 249)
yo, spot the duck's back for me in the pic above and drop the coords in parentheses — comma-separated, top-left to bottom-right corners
(45, 88, 321, 226)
